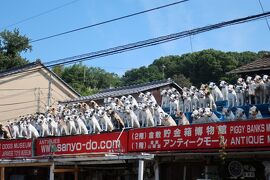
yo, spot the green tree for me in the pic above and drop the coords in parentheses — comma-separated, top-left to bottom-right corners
(53, 64, 122, 96)
(122, 65, 163, 86)
(52, 65, 64, 77)
(121, 49, 266, 88)
(172, 74, 192, 88)
(0, 29, 31, 71)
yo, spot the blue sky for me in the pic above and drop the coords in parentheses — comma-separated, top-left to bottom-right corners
(0, 0, 269, 76)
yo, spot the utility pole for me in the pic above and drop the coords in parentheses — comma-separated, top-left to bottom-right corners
(162, 65, 166, 79)
(83, 65, 86, 83)
(189, 35, 193, 53)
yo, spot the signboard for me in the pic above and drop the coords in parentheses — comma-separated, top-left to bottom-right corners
(0, 139, 32, 158)
(128, 119, 270, 152)
(36, 131, 128, 156)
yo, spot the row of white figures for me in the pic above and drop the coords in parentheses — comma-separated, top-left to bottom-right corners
(4, 92, 183, 139)
(222, 105, 263, 121)
(220, 75, 270, 106)
(191, 108, 220, 124)
(103, 92, 186, 127)
(246, 75, 270, 104)
(160, 74, 270, 113)
(4, 89, 268, 139)
(5, 116, 40, 139)
(211, 75, 270, 105)
(161, 87, 217, 114)
(191, 105, 264, 124)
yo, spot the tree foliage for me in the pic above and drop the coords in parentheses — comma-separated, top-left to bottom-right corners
(0, 29, 267, 96)
(122, 49, 268, 87)
(52, 64, 122, 96)
(172, 74, 192, 88)
(0, 29, 31, 71)
(122, 65, 163, 86)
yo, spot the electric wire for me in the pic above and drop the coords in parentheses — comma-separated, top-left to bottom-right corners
(0, 68, 43, 82)
(0, 88, 48, 100)
(44, 12, 270, 67)
(0, 98, 46, 106)
(1, 10, 269, 121)
(2, 0, 81, 30)
(51, 88, 69, 100)
(257, 0, 270, 31)
(1, 115, 26, 122)
(0, 113, 46, 122)
(0, 100, 47, 114)
(0, 88, 48, 91)
(0, 105, 39, 113)
(30, 0, 189, 43)
(9, 73, 44, 81)
(1, 12, 269, 78)
(0, 89, 35, 100)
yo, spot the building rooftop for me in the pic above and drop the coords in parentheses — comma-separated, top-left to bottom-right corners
(61, 78, 182, 103)
(0, 60, 80, 96)
(227, 55, 270, 74)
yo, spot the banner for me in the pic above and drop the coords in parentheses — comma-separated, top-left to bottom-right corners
(36, 131, 128, 156)
(0, 139, 32, 158)
(128, 119, 270, 152)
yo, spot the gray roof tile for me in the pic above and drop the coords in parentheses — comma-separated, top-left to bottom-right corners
(61, 79, 182, 103)
(228, 56, 270, 74)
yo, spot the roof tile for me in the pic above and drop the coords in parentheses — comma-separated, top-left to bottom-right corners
(61, 79, 182, 103)
(228, 56, 270, 74)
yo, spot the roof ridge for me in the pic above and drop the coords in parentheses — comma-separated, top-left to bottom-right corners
(0, 60, 41, 77)
(227, 56, 270, 74)
(61, 78, 179, 103)
(100, 78, 170, 93)
(0, 60, 80, 97)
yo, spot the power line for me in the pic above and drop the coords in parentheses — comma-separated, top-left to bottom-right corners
(1, 115, 26, 122)
(0, 88, 48, 91)
(0, 89, 35, 100)
(2, 0, 81, 30)
(0, 88, 47, 100)
(1, 115, 31, 122)
(44, 11, 270, 67)
(51, 88, 69, 100)
(1, 12, 269, 78)
(30, 0, 189, 43)
(0, 63, 131, 81)
(6, 73, 43, 81)
(257, 0, 270, 31)
(0, 100, 47, 113)
(0, 112, 51, 122)
(0, 105, 38, 113)
(0, 98, 46, 106)
(0, 12, 268, 117)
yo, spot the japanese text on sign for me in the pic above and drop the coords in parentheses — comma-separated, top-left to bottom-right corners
(128, 120, 270, 152)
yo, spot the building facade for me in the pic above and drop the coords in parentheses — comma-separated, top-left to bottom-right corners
(0, 61, 80, 124)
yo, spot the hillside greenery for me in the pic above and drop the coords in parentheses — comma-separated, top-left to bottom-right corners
(0, 30, 267, 96)
(54, 49, 268, 95)
(52, 64, 122, 96)
(122, 49, 268, 87)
